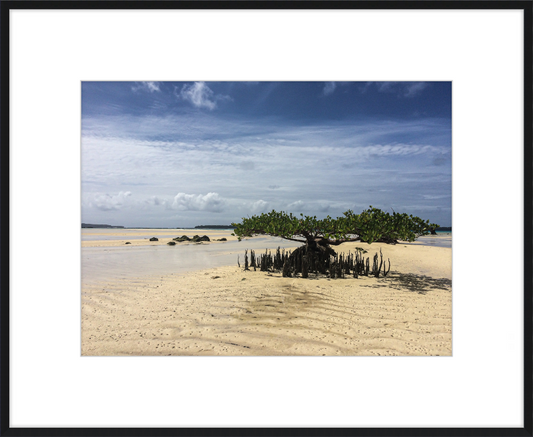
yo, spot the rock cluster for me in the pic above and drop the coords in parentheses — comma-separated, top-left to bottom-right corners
(173, 235, 210, 243)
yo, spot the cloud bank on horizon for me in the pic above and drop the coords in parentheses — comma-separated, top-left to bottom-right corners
(82, 81, 452, 228)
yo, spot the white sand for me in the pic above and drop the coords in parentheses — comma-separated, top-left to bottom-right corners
(82, 234, 452, 356)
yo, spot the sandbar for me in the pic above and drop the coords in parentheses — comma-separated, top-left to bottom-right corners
(81, 239, 452, 356)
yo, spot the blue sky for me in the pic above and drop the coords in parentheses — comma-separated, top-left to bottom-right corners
(81, 81, 451, 228)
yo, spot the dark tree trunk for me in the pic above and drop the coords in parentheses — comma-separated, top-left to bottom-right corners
(301, 255, 308, 278)
(282, 258, 291, 277)
(288, 238, 337, 277)
(374, 236, 398, 244)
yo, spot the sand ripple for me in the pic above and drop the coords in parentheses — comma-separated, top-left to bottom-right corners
(82, 262, 452, 356)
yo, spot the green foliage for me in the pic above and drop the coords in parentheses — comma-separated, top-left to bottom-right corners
(231, 206, 439, 245)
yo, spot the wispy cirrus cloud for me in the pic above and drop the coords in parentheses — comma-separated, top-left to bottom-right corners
(132, 81, 161, 93)
(362, 82, 430, 98)
(81, 114, 451, 215)
(403, 82, 430, 97)
(82, 111, 450, 153)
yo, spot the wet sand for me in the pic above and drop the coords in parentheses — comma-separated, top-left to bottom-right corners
(81, 228, 240, 247)
(81, 235, 452, 356)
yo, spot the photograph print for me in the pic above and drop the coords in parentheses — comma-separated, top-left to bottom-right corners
(81, 81, 452, 356)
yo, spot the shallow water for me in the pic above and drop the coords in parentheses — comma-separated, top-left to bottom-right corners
(403, 234, 452, 248)
(82, 234, 151, 241)
(82, 237, 298, 286)
(81, 232, 451, 286)
(81, 229, 222, 241)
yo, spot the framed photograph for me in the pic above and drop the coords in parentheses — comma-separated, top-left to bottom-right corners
(80, 79, 453, 358)
(3, 1, 531, 434)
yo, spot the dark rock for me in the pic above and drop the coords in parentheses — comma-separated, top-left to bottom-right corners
(218, 238, 227, 241)
(149, 237, 158, 241)
(173, 235, 191, 242)
(191, 235, 210, 242)
(167, 241, 176, 245)
(125, 242, 131, 244)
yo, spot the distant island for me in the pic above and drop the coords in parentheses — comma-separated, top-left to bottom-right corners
(436, 226, 452, 231)
(82, 223, 124, 229)
(194, 225, 235, 229)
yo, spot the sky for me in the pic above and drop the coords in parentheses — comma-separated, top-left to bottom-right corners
(81, 81, 452, 228)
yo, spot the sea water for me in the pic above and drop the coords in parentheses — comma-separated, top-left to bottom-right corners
(81, 237, 298, 286)
(81, 232, 451, 286)
(407, 233, 452, 248)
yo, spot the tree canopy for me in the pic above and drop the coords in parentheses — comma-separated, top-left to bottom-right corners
(231, 206, 439, 246)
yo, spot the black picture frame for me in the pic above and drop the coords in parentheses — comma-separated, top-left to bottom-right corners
(1, 1, 531, 436)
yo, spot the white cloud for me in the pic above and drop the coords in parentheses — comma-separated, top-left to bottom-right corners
(287, 200, 306, 212)
(172, 192, 226, 212)
(132, 81, 161, 93)
(179, 82, 215, 109)
(89, 191, 132, 211)
(145, 196, 167, 207)
(176, 82, 231, 110)
(323, 82, 337, 96)
(250, 199, 269, 214)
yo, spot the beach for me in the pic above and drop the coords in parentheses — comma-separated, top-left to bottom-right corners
(81, 230, 452, 356)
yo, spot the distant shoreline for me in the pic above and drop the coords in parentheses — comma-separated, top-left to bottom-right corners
(82, 223, 235, 230)
(194, 225, 236, 230)
(81, 223, 124, 229)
